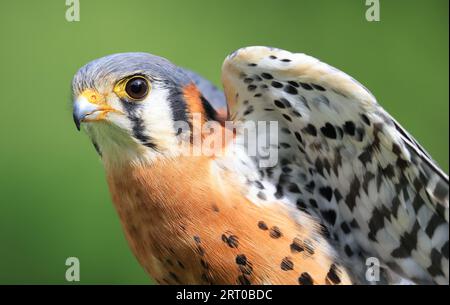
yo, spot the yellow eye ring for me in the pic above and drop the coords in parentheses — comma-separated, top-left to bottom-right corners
(114, 75, 150, 101)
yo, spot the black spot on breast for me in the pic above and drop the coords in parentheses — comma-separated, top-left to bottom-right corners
(258, 221, 268, 230)
(321, 123, 337, 139)
(222, 234, 239, 248)
(281, 257, 294, 271)
(290, 237, 305, 253)
(269, 226, 282, 238)
(298, 272, 314, 285)
(326, 264, 341, 284)
(235, 254, 247, 265)
(269, 55, 277, 59)
(248, 63, 257, 67)
(281, 58, 291, 62)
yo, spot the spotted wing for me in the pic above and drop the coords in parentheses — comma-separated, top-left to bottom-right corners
(221, 46, 449, 284)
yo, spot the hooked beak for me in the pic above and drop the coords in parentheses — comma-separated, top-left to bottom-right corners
(73, 89, 121, 131)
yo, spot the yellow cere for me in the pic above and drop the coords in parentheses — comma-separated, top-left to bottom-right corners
(80, 89, 106, 105)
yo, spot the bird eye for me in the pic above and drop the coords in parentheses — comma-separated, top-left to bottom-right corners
(124, 76, 149, 100)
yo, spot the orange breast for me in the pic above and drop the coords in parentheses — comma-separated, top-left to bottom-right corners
(105, 156, 352, 285)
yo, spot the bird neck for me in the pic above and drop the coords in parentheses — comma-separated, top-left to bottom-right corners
(105, 156, 220, 219)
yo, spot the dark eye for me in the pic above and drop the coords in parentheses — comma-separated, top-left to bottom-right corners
(125, 76, 149, 100)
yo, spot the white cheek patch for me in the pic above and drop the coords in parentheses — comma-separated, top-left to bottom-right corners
(137, 86, 180, 152)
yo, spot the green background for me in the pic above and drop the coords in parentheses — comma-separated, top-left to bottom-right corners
(0, 0, 448, 284)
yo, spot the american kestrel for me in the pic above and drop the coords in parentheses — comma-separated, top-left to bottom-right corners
(72, 47, 448, 285)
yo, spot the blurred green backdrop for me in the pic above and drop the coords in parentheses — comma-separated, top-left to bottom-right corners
(0, 0, 448, 284)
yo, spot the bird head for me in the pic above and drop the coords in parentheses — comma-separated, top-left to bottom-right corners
(72, 52, 220, 166)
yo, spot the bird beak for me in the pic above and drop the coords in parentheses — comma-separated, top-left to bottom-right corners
(73, 89, 120, 131)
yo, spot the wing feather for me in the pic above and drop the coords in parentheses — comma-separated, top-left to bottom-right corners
(221, 46, 449, 284)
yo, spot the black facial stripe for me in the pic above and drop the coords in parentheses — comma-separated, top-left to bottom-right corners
(122, 101, 158, 150)
(167, 86, 189, 123)
(130, 115, 158, 149)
